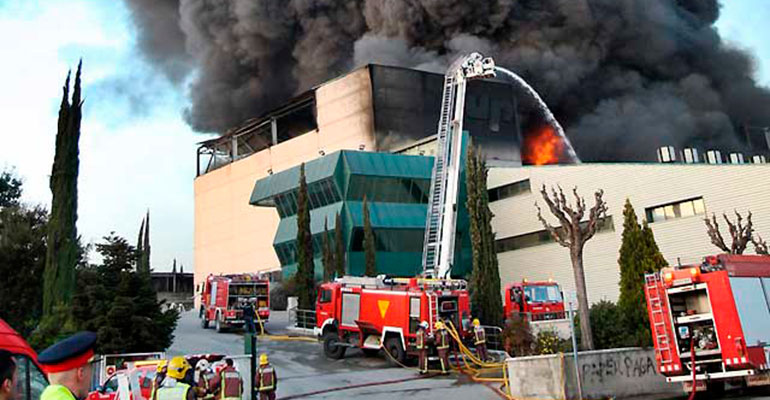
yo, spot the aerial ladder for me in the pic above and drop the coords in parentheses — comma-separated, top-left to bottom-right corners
(421, 53, 496, 279)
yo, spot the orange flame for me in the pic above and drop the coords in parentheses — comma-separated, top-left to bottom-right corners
(523, 125, 564, 165)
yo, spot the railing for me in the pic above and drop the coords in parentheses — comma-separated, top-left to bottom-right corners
(289, 308, 317, 329)
(483, 325, 504, 351)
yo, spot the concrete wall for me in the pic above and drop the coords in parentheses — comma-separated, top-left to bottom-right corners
(507, 348, 680, 399)
(489, 163, 770, 304)
(193, 67, 376, 295)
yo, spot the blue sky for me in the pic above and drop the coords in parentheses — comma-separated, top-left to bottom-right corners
(0, 0, 767, 272)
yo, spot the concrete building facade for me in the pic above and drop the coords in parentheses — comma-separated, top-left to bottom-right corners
(488, 163, 770, 304)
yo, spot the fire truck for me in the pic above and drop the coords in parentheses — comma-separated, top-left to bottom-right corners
(645, 254, 770, 392)
(315, 276, 472, 364)
(503, 280, 566, 321)
(199, 273, 270, 332)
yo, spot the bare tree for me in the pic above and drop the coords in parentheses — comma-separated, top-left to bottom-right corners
(752, 234, 768, 255)
(536, 185, 608, 350)
(704, 211, 754, 254)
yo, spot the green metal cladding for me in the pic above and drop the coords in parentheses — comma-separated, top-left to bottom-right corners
(250, 150, 472, 280)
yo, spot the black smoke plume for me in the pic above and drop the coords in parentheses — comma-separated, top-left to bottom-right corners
(124, 0, 770, 161)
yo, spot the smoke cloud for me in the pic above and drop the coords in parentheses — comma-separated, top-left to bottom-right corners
(124, 0, 770, 161)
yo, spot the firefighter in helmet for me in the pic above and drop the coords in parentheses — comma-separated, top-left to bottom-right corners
(157, 356, 195, 400)
(416, 321, 430, 374)
(255, 354, 276, 400)
(152, 360, 169, 400)
(218, 359, 242, 400)
(195, 360, 217, 400)
(472, 319, 489, 362)
(434, 321, 450, 375)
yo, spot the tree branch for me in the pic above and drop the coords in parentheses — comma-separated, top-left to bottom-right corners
(582, 189, 608, 243)
(704, 213, 731, 253)
(752, 234, 769, 255)
(536, 202, 571, 247)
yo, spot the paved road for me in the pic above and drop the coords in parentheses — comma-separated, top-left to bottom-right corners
(168, 311, 501, 400)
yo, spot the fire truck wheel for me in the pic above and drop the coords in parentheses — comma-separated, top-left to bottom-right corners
(362, 348, 380, 357)
(322, 332, 346, 359)
(384, 337, 406, 366)
(215, 316, 225, 333)
(201, 316, 209, 329)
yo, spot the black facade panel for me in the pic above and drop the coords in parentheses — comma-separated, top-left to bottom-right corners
(369, 65, 522, 165)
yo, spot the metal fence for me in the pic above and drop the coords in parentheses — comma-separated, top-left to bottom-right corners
(483, 325, 504, 351)
(289, 308, 317, 329)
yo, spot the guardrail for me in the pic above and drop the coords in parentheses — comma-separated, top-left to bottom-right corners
(483, 325, 504, 351)
(289, 308, 317, 329)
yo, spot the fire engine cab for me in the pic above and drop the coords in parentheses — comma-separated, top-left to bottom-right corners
(199, 274, 270, 332)
(645, 254, 770, 392)
(503, 280, 565, 321)
(315, 275, 472, 364)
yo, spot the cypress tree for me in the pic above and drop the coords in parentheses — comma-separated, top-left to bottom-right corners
(142, 210, 151, 274)
(136, 217, 145, 270)
(618, 199, 668, 346)
(321, 218, 334, 282)
(295, 164, 315, 309)
(43, 62, 83, 317)
(466, 144, 503, 326)
(334, 212, 345, 277)
(363, 195, 376, 277)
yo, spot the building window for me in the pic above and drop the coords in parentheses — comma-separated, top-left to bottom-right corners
(275, 178, 341, 217)
(645, 197, 705, 223)
(495, 216, 615, 253)
(347, 176, 429, 204)
(488, 179, 531, 202)
(350, 228, 424, 253)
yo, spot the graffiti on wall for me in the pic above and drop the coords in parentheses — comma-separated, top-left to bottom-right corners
(580, 353, 659, 384)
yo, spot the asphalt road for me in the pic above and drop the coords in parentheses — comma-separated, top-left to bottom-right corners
(168, 311, 502, 400)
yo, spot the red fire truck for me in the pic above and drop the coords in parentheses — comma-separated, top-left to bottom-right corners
(315, 276, 472, 364)
(199, 274, 270, 332)
(503, 280, 566, 321)
(645, 254, 770, 392)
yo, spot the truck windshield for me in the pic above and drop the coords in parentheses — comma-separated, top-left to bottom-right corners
(524, 285, 562, 303)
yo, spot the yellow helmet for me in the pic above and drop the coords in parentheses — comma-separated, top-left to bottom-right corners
(259, 354, 269, 365)
(156, 360, 168, 373)
(472, 319, 480, 327)
(167, 356, 190, 380)
(434, 321, 444, 330)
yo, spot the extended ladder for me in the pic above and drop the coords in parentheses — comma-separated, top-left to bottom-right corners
(421, 53, 495, 279)
(645, 273, 674, 368)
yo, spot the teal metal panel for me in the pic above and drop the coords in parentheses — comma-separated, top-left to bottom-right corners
(250, 151, 342, 205)
(273, 202, 344, 244)
(346, 202, 427, 228)
(347, 252, 423, 277)
(342, 151, 433, 179)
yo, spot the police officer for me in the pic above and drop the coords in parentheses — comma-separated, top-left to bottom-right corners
(0, 350, 17, 400)
(472, 319, 489, 362)
(38, 331, 97, 400)
(255, 354, 276, 400)
(415, 321, 429, 374)
(217, 359, 241, 400)
(157, 356, 195, 400)
(434, 321, 450, 375)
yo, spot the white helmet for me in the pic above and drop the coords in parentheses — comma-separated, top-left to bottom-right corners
(196, 359, 210, 371)
(420, 321, 429, 329)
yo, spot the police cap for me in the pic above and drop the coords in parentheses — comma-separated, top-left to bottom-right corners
(38, 332, 97, 374)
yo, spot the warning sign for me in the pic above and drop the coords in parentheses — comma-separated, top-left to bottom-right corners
(377, 300, 390, 319)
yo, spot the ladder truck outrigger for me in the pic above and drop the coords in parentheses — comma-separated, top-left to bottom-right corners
(315, 53, 496, 364)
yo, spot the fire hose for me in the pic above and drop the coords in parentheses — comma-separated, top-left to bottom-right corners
(251, 310, 316, 342)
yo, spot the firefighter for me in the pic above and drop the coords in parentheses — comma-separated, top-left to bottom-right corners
(38, 331, 97, 400)
(195, 360, 217, 400)
(152, 360, 169, 400)
(255, 354, 276, 400)
(157, 356, 195, 400)
(242, 299, 256, 334)
(434, 321, 450, 375)
(472, 319, 488, 362)
(416, 321, 429, 374)
(217, 359, 242, 400)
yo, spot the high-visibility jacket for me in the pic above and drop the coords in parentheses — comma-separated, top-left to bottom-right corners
(256, 365, 276, 392)
(40, 385, 76, 400)
(199, 372, 216, 400)
(157, 382, 191, 400)
(219, 367, 242, 400)
(436, 329, 449, 350)
(416, 329, 427, 350)
(474, 326, 486, 345)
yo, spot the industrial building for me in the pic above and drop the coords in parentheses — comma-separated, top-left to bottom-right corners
(194, 64, 769, 305)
